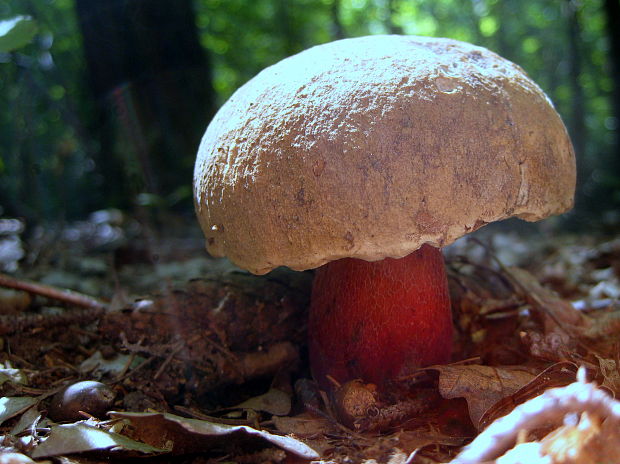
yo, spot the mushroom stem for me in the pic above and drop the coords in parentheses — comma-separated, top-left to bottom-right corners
(309, 244, 452, 391)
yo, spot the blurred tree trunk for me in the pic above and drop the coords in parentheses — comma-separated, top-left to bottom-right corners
(276, 0, 301, 56)
(386, 0, 403, 35)
(604, 0, 620, 180)
(566, 0, 585, 165)
(565, 0, 590, 218)
(491, 0, 510, 59)
(330, 0, 345, 40)
(74, 0, 214, 210)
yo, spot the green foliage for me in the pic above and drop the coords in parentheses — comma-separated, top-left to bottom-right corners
(0, 0, 616, 223)
(0, 15, 37, 52)
(0, 0, 94, 219)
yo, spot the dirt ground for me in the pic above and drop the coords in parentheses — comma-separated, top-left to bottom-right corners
(1, 212, 620, 463)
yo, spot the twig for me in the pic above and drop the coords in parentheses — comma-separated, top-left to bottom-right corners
(203, 329, 238, 363)
(0, 273, 107, 310)
(466, 238, 586, 326)
(173, 405, 258, 426)
(153, 341, 187, 380)
(0, 306, 105, 335)
(116, 350, 137, 379)
(112, 355, 157, 383)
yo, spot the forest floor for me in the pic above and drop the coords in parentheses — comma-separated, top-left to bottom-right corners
(1, 210, 620, 463)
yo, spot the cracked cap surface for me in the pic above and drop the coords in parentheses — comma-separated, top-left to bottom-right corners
(194, 35, 576, 274)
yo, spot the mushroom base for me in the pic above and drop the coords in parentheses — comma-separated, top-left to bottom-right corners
(309, 244, 452, 391)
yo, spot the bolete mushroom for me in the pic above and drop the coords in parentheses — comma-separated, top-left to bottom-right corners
(193, 35, 575, 392)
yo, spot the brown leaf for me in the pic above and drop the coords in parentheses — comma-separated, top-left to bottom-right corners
(521, 329, 577, 361)
(397, 428, 468, 451)
(506, 266, 587, 331)
(478, 362, 577, 430)
(539, 412, 604, 464)
(596, 356, 620, 396)
(450, 375, 620, 464)
(0, 452, 38, 464)
(110, 411, 319, 460)
(273, 412, 334, 438)
(231, 388, 291, 416)
(432, 364, 535, 428)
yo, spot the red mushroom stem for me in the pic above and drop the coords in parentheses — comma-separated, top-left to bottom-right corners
(309, 244, 452, 391)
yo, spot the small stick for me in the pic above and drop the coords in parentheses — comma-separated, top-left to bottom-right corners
(0, 273, 107, 311)
(153, 341, 187, 380)
(112, 355, 156, 383)
(0, 307, 105, 335)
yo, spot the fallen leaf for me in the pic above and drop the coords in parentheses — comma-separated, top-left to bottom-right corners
(273, 413, 334, 456)
(450, 375, 620, 464)
(596, 356, 620, 396)
(397, 428, 469, 451)
(539, 412, 602, 464)
(231, 388, 291, 416)
(273, 412, 335, 437)
(30, 422, 166, 458)
(0, 452, 38, 464)
(507, 267, 587, 331)
(0, 396, 38, 425)
(478, 362, 577, 430)
(79, 350, 143, 376)
(431, 364, 535, 428)
(521, 329, 576, 361)
(0, 367, 28, 386)
(10, 403, 42, 435)
(110, 410, 320, 460)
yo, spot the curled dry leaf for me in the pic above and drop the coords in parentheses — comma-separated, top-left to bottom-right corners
(0, 452, 37, 464)
(431, 364, 535, 428)
(539, 412, 613, 464)
(451, 373, 620, 464)
(490, 411, 620, 464)
(110, 410, 319, 460)
(478, 362, 578, 430)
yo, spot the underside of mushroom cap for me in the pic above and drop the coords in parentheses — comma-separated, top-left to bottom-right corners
(194, 35, 576, 275)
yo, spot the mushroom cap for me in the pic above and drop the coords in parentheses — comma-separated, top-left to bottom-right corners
(194, 35, 576, 275)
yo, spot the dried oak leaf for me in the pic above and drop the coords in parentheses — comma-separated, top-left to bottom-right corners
(478, 362, 577, 430)
(431, 364, 535, 428)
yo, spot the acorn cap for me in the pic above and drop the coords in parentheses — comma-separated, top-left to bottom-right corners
(194, 35, 575, 275)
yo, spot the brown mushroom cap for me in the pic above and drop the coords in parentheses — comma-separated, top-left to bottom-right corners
(194, 35, 576, 275)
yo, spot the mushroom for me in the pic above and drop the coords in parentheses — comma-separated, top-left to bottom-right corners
(193, 35, 576, 392)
